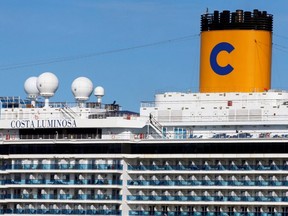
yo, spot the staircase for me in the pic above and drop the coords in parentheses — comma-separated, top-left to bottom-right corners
(149, 114, 171, 139)
(60, 106, 79, 119)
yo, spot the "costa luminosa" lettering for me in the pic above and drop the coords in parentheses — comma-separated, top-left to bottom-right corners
(11, 119, 77, 128)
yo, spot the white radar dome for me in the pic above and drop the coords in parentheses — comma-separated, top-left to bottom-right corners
(37, 72, 59, 97)
(71, 77, 93, 101)
(24, 76, 39, 99)
(94, 86, 105, 97)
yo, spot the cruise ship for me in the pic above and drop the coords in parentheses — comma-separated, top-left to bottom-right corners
(0, 8, 287, 216)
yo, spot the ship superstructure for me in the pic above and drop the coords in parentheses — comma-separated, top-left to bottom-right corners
(0, 9, 287, 216)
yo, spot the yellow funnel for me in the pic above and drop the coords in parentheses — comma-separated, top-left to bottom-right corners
(199, 9, 273, 93)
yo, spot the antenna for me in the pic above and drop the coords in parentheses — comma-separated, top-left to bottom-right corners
(71, 77, 93, 108)
(94, 86, 105, 104)
(36, 72, 59, 108)
(24, 76, 39, 107)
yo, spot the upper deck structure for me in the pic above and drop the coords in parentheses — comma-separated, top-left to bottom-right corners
(0, 9, 287, 216)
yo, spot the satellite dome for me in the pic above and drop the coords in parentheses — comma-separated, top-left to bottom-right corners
(24, 76, 39, 99)
(37, 72, 59, 97)
(94, 86, 105, 103)
(94, 86, 105, 97)
(71, 77, 93, 101)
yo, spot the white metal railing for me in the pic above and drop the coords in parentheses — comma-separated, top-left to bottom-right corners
(1, 131, 288, 141)
(153, 114, 288, 123)
(0, 109, 139, 120)
(140, 101, 155, 107)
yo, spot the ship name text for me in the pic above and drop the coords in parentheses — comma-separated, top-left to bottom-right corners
(11, 119, 77, 128)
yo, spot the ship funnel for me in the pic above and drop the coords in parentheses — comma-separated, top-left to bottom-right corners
(199, 9, 273, 93)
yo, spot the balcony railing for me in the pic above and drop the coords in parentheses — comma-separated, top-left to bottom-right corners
(3, 131, 288, 142)
(3, 209, 121, 215)
(127, 180, 288, 187)
(129, 211, 282, 216)
(128, 164, 283, 171)
(3, 163, 123, 170)
(5, 194, 122, 200)
(6, 179, 122, 185)
(127, 195, 286, 202)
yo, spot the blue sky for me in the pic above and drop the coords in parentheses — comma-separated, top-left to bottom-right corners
(0, 0, 288, 111)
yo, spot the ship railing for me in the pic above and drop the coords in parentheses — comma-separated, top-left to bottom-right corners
(129, 211, 281, 216)
(18, 133, 99, 140)
(4, 131, 288, 141)
(127, 164, 285, 171)
(0, 110, 139, 120)
(129, 131, 288, 140)
(127, 179, 288, 187)
(127, 195, 285, 202)
(5, 194, 122, 200)
(140, 101, 155, 108)
(33, 102, 77, 109)
(28, 101, 108, 109)
(88, 112, 139, 119)
(6, 179, 122, 185)
(4, 209, 121, 215)
(150, 114, 288, 123)
(5, 163, 123, 170)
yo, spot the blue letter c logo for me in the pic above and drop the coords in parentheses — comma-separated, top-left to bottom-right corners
(210, 42, 234, 76)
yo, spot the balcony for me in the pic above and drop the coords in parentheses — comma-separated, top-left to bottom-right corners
(129, 211, 283, 216)
(127, 195, 285, 202)
(5, 163, 123, 170)
(128, 164, 286, 171)
(5, 194, 122, 201)
(4, 209, 121, 215)
(127, 180, 288, 187)
(7, 179, 122, 185)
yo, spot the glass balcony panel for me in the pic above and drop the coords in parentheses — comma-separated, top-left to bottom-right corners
(243, 196, 255, 201)
(270, 181, 282, 186)
(8, 163, 122, 170)
(243, 165, 253, 170)
(228, 196, 241, 201)
(203, 180, 215, 186)
(256, 196, 270, 201)
(273, 197, 282, 202)
(203, 196, 214, 201)
(153, 196, 163, 201)
(129, 210, 141, 215)
(127, 164, 288, 171)
(164, 165, 173, 170)
(217, 165, 225, 170)
(229, 164, 239, 170)
(230, 180, 243, 186)
(189, 164, 199, 170)
(216, 180, 228, 186)
(244, 180, 255, 186)
(191, 196, 202, 201)
(202, 165, 211, 170)
(270, 165, 279, 170)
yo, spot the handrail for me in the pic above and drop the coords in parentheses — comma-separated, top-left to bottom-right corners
(127, 179, 287, 187)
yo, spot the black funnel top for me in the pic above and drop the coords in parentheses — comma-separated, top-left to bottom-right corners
(201, 9, 273, 32)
